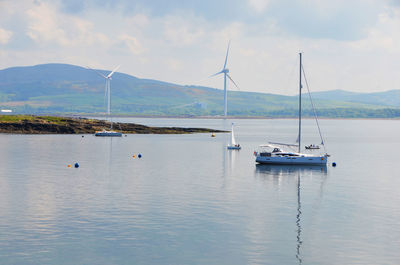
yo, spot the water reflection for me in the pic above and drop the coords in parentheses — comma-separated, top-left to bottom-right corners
(296, 172, 302, 265)
(255, 164, 327, 177)
(255, 165, 328, 265)
(108, 137, 113, 170)
(98, 137, 114, 177)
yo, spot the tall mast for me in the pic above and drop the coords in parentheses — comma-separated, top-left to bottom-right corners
(298, 53, 302, 153)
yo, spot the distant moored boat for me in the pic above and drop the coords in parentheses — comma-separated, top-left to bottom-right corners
(305, 144, 320, 150)
(227, 123, 241, 150)
(94, 130, 122, 137)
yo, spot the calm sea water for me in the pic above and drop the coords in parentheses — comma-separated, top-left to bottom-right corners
(0, 118, 399, 265)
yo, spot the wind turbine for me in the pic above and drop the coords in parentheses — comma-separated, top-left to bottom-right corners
(87, 65, 121, 134)
(210, 41, 239, 116)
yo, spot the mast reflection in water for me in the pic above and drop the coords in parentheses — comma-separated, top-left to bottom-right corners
(255, 164, 327, 264)
(296, 171, 302, 264)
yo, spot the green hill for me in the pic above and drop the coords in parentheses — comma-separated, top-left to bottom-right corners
(1, 63, 399, 118)
(311, 89, 400, 107)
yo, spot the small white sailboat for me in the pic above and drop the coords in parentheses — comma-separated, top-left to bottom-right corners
(254, 53, 328, 165)
(227, 123, 241, 150)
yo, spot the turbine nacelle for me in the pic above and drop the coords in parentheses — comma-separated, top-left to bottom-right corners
(87, 65, 120, 80)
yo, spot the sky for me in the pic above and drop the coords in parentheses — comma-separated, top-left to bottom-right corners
(1, 0, 400, 95)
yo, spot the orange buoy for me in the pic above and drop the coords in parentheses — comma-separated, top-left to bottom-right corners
(132, 155, 135, 158)
(67, 164, 71, 168)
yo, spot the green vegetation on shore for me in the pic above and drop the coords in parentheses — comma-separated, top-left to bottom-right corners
(0, 115, 225, 134)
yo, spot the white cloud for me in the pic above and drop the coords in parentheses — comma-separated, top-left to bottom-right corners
(0, 28, 13, 44)
(248, 0, 270, 13)
(163, 16, 205, 47)
(348, 7, 400, 53)
(118, 34, 145, 55)
(26, 2, 69, 45)
(124, 13, 149, 29)
(166, 58, 183, 71)
(25, 1, 110, 47)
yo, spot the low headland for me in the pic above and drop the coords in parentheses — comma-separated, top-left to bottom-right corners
(0, 115, 226, 134)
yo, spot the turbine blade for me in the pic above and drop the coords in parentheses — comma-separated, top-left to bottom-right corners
(209, 70, 224, 78)
(226, 73, 240, 90)
(87, 66, 107, 79)
(223, 40, 231, 69)
(107, 65, 120, 78)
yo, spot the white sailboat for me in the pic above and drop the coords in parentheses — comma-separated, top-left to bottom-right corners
(227, 123, 241, 150)
(254, 53, 329, 165)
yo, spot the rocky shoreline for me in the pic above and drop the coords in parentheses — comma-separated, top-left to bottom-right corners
(0, 115, 226, 134)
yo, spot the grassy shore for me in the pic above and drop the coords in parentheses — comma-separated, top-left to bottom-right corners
(0, 115, 226, 134)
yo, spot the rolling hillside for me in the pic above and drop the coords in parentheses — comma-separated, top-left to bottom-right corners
(311, 89, 400, 107)
(1, 63, 400, 118)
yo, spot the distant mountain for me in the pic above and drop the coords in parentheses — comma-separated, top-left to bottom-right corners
(311, 89, 400, 107)
(1, 63, 400, 118)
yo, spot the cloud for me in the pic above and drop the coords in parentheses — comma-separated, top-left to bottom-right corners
(248, 0, 270, 13)
(25, 1, 110, 47)
(166, 58, 183, 71)
(58, 0, 87, 14)
(124, 13, 149, 29)
(58, 0, 247, 20)
(0, 28, 13, 44)
(117, 34, 144, 55)
(162, 16, 205, 47)
(260, 0, 385, 41)
(53, 0, 389, 41)
(348, 6, 400, 53)
(1, 0, 400, 95)
(26, 2, 68, 45)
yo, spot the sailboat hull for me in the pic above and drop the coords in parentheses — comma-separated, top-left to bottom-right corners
(256, 155, 327, 165)
(95, 131, 122, 137)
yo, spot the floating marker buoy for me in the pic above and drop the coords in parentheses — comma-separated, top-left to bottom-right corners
(68, 164, 71, 168)
(132, 155, 135, 158)
(82, 135, 84, 138)
(138, 154, 142, 158)
(211, 133, 215, 137)
(74, 162, 80, 168)
(332, 162, 337, 167)
(125, 135, 127, 137)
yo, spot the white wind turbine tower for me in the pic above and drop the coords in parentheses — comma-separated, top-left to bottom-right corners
(87, 65, 122, 136)
(210, 41, 239, 116)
